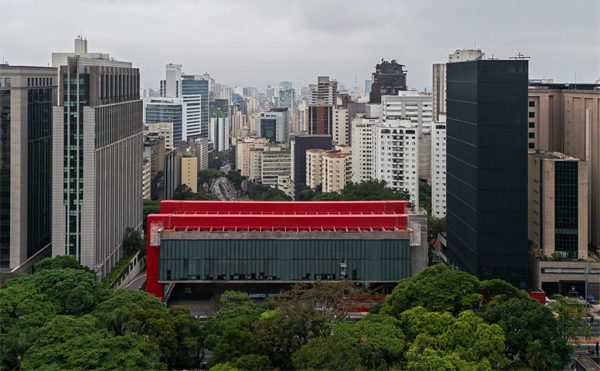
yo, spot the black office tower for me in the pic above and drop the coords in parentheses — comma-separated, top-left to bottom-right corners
(445, 60, 529, 288)
(291, 135, 332, 199)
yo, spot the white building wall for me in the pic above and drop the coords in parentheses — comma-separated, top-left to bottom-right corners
(432, 115, 447, 218)
(146, 122, 174, 150)
(373, 119, 419, 207)
(351, 117, 378, 183)
(333, 107, 348, 145)
(183, 95, 201, 139)
(381, 92, 433, 135)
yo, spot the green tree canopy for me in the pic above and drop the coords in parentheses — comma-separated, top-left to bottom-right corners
(301, 180, 411, 202)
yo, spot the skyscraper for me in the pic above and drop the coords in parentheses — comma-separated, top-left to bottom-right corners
(290, 134, 332, 199)
(0, 65, 57, 271)
(445, 59, 529, 288)
(182, 75, 209, 139)
(307, 76, 337, 135)
(369, 60, 407, 104)
(51, 39, 142, 278)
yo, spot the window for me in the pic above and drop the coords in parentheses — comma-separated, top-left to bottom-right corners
(529, 101, 535, 107)
(529, 132, 535, 139)
(528, 143, 535, 149)
(529, 122, 535, 128)
(529, 112, 535, 118)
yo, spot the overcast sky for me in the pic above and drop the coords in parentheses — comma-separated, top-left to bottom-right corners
(1, 0, 598, 90)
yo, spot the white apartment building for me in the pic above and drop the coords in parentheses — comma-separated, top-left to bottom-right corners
(307, 145, 352, 193)
(209, 114, 230, 152)
(234, 137, 269, 177)
(249, 145, 291, 187)
(146, 122, 174, 150)
(351, 117, 379, 183)
(294, 102, 308, 133)
(183, 94, 202, 139)
(333, 107, 348, 145)
(373, 119, 419, 207)
(381, 91, 433, 134)
(160, 63, 182, 98)
(431, 114, 447, 218)
(308, 76, 338, 105)
(194, 137, 210, 171)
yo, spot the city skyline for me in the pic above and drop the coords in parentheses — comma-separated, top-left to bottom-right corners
(1, 0, 598, 90)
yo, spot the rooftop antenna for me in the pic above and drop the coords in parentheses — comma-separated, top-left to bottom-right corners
(487, 54, 498, 60)
(510, 52, 530, 60)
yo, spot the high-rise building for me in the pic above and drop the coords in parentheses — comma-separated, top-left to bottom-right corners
(431, 115, 447, 218)
(306, 145, 352, 193)
(182, 75, 209, 138)
(382, 91, 433, 135)
(351, 117, 378, 184)
(527, 82, 600, 249)
(0, 65, 57, 271)
(291, 134, 332, 199)
(51, 39, 142, 277)
(257, 108, 290, 143)
(279, 85, 295, 112)
(209, 109, 230, 152)
(332, 107, 348, 145)
(160, 63, 182, 98)
(142, 158, 151, 200)
(445, 59, 528, 288)
(164, 149, 179, 201)
(143, 135, 166, 201)
(308, 76, 337, 135)
(249, 145, 291, 187)
(369, 60, 407, 104)
(233, 137, 269, 177)
(146, 122, 174, 150)
(180, 153, 198, 192)
(144, 97, 184, 144)
(432, 49, 484, 123)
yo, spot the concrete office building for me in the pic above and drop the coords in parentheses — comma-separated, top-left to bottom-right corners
(249, 145, 291, 187)
(142, 158, 151, 200)
(528, 150, 591, 296)
(445, 59, 528, 288)
(432, 49, 484, 123)
(146, 122, 174, 150)
(234, 137, 269, 177)
(194, 137, 210, 171)
(431, 115, 447, 218)
(527, 82, 600, 249)
(0, 65, 57, 271)
(306, 145, 352, 193)
(291, 134, 332, 199)
(51, 39, 143, 277)
(180, 153, 198, 192)
(164, 149, 179, 201)
(257, 109, 289, 143)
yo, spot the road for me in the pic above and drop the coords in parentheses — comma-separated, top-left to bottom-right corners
(125, 273, 146, 290)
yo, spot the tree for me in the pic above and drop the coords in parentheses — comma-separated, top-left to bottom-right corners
(21, 315, 163, 371)
(419, 182, 432, 214)
(428, 216, 446, 244)
(226, 169, 247, 192)
(301, 180, 412, 202)
(34, 255, 91, 273)
(173, 184, 196, 200)
(248, 183, 292, 201)
(380, 264, 481, 317)
(292, 334, 362, 371)
(478, 295, 574, 370)
(93, 289, 165, 335)
(402, 308, 508, 370)
(123, 227, 144, 256)
(143, 199, 160, 231)
(198, 168, 224, 188)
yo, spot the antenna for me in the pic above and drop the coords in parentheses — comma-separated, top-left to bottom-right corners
(509, 52, 530, 60)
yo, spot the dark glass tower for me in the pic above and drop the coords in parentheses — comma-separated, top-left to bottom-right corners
(445, 60, 529, 288)
(0, 65, 56, 270)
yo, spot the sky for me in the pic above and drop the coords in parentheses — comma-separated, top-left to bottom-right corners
(1, 0, 599, 91)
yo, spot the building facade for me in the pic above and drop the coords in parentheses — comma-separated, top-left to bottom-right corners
(306, 145, 352, 193)
(431, 115, 447, 218)
(308, 76, 337, 135)
(180, 153, 198, 192)
(257, 109, 288, 143)
(290, 134, 332, 199)
(249, 145, 291, 187)
(144, 97, 184, 143)
(146, 122, 174, 150)
(445, 59, 529, 288)
(369, 60, 407, 104)
(209, 109, 230, 152)
(0, 65, 57, 270)
(51, 39, 143, 277)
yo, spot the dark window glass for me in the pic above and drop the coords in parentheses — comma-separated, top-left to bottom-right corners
(529, 122, 535, 128)
(529, 101, 535, 107)
(528, 143, 535, 149)
(529, 112, 535, 118)
(528, 132, 535, 138)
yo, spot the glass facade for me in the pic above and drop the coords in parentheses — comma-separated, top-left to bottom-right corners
(159, 238, 411, 282)
(0, 90, 10, 268)
(27, 87, 53, 258)
(182, 79, 209, 138)
(63, 73, 89, 258)
(260, 118, 277, 143)
(145, 104, 183, 143)
(554, 161, 578, 258)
